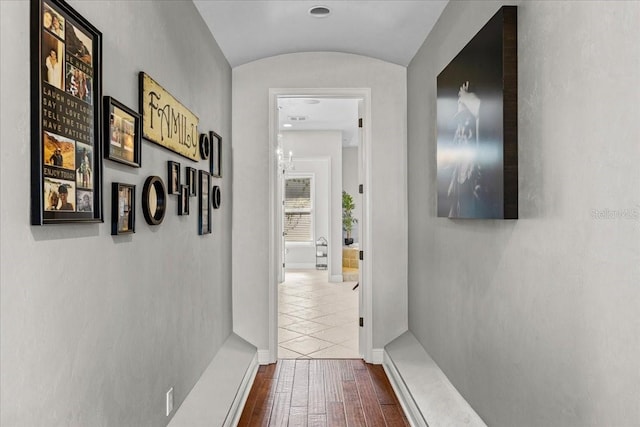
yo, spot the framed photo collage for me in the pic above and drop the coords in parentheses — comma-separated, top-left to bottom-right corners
(31, 0, 223, 236)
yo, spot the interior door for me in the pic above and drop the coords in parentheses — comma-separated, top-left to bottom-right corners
(277, 140, 286, 283)
(357, 99, 365, 356)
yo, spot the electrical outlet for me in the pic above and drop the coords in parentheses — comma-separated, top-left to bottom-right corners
(166, 387, 174, 416)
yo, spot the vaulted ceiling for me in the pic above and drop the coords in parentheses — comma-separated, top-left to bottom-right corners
(193, 0, 448, 68)
(193, 0, 449, 144)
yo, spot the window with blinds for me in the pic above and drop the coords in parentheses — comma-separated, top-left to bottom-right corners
(284, 177, 313, 242)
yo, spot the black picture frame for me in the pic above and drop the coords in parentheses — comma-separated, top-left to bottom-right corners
(186, 166, 197, 197)
(199, 133, 210, 160)
(178, 185, 189, 216)
(111, 182, 135, 235)
(436, 6, 517, 219)
(31, 0, 103, 224)
(142, 176, 166, 226)
(198, 170, 211, 235)
(167, 160, 180, 195)
(210, 131, 222, 178)
(103, 96, 141, 167)
(212, 185, 221, 209)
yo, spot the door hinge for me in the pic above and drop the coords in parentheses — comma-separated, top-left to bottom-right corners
(359, 317, 364, 327)
(359, 184, 363, 194)
(359, 251, 364, 261)
(358, 118, 363, 128)
(283, 263, 286, 268)
(282, 232, 285, 237)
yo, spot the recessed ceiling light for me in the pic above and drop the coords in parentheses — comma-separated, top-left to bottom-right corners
(283, 123, 292, 128)
(288, 116, 307, 121)
(304, 99, 321, 105)
(308, 6, 331, 18)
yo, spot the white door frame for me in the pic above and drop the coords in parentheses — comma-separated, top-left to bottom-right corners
(268, 88, 373, 363)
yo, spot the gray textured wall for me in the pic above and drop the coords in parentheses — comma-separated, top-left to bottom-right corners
(407, 1, 640, 426)
(0, 1, 233, 425)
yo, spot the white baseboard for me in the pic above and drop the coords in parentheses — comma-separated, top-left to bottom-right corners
(329, 274, 343, 282)
(224, 354, 259, 427)
(371, 348, 384, 364)
(383, 350, 425, 427)
(168, 334, 256, 427)
(257, 349, 272, 365)
(285, 263, 316, 269)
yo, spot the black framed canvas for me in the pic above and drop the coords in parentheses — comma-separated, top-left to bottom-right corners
(104, 96, 141, 167)
(111, 182, 135, 235)
(198, 170, 211, 235)
(167, 160, 180, 195)
(141, 175, 166, 226)
(178, 185, 189, 216)
(209, 131, 222, 178)
(31, 0, 103, 224)
(436, 6, 517, 219)
(186, 166, 197, 197)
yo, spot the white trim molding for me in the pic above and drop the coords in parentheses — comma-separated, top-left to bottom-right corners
(329, 274, 343, 283)
(383, 332, 487, 427)
(168, 334, 257, 427)
(383, 350, 426, 427)
(224, 354, 259, 427)
(371, 348, 384, 364)
(257, 349, 272, 365)
(269, 88, 373, 365)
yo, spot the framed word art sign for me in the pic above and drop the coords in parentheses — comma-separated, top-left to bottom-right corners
(139, 72, 200, 161)
(30, 0, 103, 224)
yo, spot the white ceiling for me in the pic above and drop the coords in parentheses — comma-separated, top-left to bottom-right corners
(278, 97, 360, 147)
(193, 0, 448, 68)
(193, 0, 449, 146)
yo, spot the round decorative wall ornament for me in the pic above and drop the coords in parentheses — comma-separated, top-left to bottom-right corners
(142, 176, 166, 225)
(212, 185, 221, 209)
(199, 133, 210, 160)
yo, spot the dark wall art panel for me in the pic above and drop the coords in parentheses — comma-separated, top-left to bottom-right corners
(436, 6, 517, 219)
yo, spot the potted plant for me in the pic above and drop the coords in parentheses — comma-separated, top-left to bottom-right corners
(342, 190, 358, 246)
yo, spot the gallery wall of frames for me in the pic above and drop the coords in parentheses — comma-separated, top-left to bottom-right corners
(31, 0, 223, 236)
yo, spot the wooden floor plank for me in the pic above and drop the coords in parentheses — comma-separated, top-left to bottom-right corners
(380, 404, 410, 427)
(265, 362, 280, 379)
(239, 359, 408, 426)
(291, 359, 310, 408)
(342, 379, 366, 426)
(289, 406, 308, 427)
(268, 392, 291, 427)
(251, 378, 276, 427)
(350, 359, 367, 371)
(308, 360, 326, 415)
(327, 401, 347, 427)
(275, 359, 295, 393)
(354, 367, 386, 427)
(324, 359, 344, 403)
(367, 364, 398, 405)
(237, 371, 263, 427)
(308, 414, 327, 427)
(338, 359, 354, 381)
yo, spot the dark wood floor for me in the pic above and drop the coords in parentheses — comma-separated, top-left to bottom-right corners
(238, 359, 409, 426)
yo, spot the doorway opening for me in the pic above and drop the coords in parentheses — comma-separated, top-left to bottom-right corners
(268, 89, 373, 362)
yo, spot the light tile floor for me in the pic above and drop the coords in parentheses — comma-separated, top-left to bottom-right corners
(278, 269, 359, 359)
